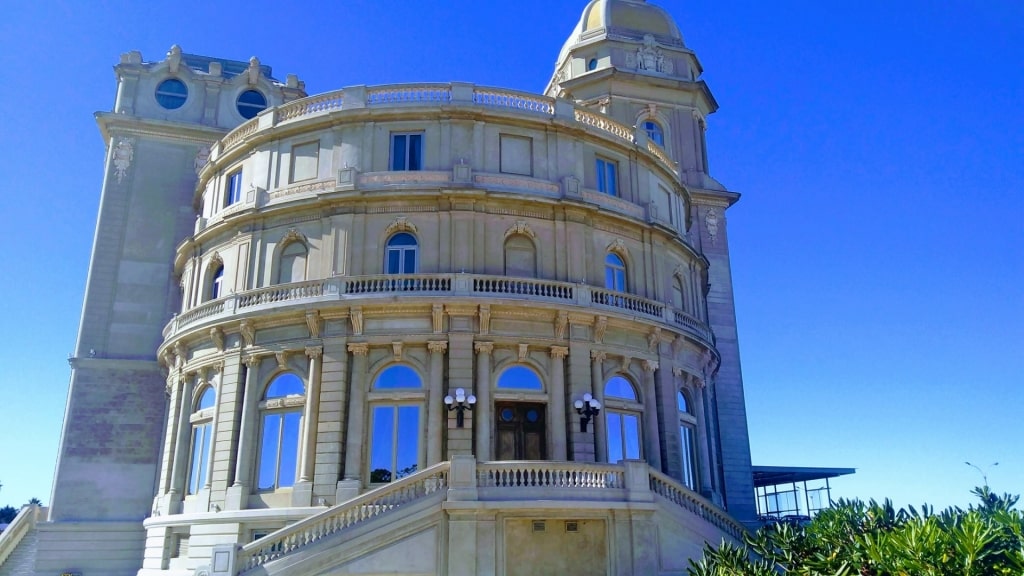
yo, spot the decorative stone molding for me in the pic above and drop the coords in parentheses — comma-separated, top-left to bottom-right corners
(194, 146, 211, 176)
(281, 228, 307, 247)
(503, 220, 536, 240)
(113, 137, 135, 183)
(305, 310, 321, 339)
(621, 356, 633, 371)
(648, 327, 662, 352)
(672, 334, 686, 355)
(305, 346, 323, 359)
(562, 175, 581, 196)
(210, 327, 225, 352)
(518, 343, 529, 362)
(392, 341, 403, 361)
(275, 351, 289, 371)
(243, 354, 262, 369)
(166, 44, 182, 74)
(239, 320, 256, 348)
(549, 346, 569, 360)
(479, 305, 491, 335)
(643, 359, 659, 373)
(453, 158, 472, 183)
(704, 209, 719, 246)
(591, 349, 607, 363)
(474, 342, 494, 355)
(555, 311, 568, 341)
(606, 238, 628, 257)
(347, 342, 369, 356)
(384, 216, 418, 237)
(432, 304, 444, 334)
(350, 307, 363, 336)
(593, 316, 608, 344)
(174, 342, 188, 368)
(427, 341, 448, 354)
(247, 56, 261, 86)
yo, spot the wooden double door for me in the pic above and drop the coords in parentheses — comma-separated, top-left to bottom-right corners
(496, 402, 546, 461)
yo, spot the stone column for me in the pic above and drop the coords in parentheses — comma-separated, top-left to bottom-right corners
(427, 341, 448, 465)
(227, 355, 261, 510)
(691, 377, 714, 496)
(590, 350, 607, 462)
(299, 346, 323, 483)
(642, 360, 662, 470)
(167, 372, 196, 507)
(473, 342, 493, 461)
(343, 343, 369, 481)
(549, 346, 569, 461)
(204, 364, 223, 490)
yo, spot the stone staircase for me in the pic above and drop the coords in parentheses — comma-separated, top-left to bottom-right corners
(0, 506, 44, 576)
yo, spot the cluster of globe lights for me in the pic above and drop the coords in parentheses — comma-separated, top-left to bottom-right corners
(574, 393, 602, 432)
(444, 388, 477, 427)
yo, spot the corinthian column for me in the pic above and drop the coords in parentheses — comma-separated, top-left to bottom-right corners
(427, 341, 448, 465)
(642, 360, 662, 470)
(590, 350, 607, 462)
(299, 346, 323, 483)
(168, 372, 197, 504)
(549, 346, 569, 461)
(474, 342, 493, 461)
(232, 355, 262, 492)
(343, 343, 369, 481)
(692, 376, 714, 495)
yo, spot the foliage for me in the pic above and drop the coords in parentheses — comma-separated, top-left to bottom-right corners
(0, 506, 17, 524)
(689, 487, 1024, 576)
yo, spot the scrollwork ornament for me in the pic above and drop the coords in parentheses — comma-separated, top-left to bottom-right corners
(113, 137, 135, 183)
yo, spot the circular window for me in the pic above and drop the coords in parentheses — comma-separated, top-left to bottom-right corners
(526, 409, 540, 423)
(155, 79, 188, 109)
(237, 90, 268, 119)
(588, 58, 598, 71)
(501, 408, 515, 422)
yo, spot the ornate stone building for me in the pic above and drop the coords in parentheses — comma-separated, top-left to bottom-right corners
(6, 1, 758, 574)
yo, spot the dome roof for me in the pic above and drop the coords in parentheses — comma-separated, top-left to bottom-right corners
(581, 0, 682, 40)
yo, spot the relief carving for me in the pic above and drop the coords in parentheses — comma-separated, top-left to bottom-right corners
(113, 137, 135, 183)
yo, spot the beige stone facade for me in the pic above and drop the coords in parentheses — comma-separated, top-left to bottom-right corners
(5, 2, 758, 575)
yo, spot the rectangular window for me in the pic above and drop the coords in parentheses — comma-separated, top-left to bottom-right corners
(290, 141, 319, 182)
(390, 133, 423, 171)
(225, 170, 243, 207)
(499, 134, 532, 176)
(369, 404, 420, 482)
(596, 157, 617, 196)
(187, 422, 212, 495)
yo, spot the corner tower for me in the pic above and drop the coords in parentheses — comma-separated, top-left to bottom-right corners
(547, 0, 756, 521)
(42, 46, 304, 575)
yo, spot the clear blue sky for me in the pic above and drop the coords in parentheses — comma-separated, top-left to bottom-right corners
(0, 1, 1020, 512)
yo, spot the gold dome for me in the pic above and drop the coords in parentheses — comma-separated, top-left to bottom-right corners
(582, 0, 682, 40)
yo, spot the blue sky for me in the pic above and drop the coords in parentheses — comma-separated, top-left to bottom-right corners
(0, 0, 1020, 512)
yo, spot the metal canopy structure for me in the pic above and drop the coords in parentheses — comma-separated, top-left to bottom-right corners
(752, 465, 856, 487)
(752, 465, 856, 522)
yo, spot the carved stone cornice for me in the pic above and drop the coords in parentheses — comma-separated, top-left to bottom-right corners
(384, 216, 418, 237)
(305, 310, 321, 339)
(518, 343, 529, 362)
(239, 320, 256, 348)
(432, 304, 444, 334)
(554, 311, 568, 341)
(593, 316, 608, 344)
(474, 342, 494, 355)
(347, 342, 370, 356)
(275, 351, 290, 370)
(643, 360, 659, 373)
(549, 346, 569, 360)
(392, 341, 404, 361)
(427, 341, 449, 354)
(210, 327, 225, 352)
(503, 220, 536, 240)
(305, 346, 323, 359)
(479, 305, 491, 336)
(350, 307, 363, 336)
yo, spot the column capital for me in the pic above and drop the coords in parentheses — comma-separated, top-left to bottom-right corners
(427, 341, 449, 354)
(243, 354, 262, 368)
(305, 345, 323, 359)
(643, 359, 659, 373)
(474, 341, 494, 355)
(590, 349, 607, 363)
(549, 346, 569, 360)
(275, 350, 290, 370)
(347, 342, 370, 356)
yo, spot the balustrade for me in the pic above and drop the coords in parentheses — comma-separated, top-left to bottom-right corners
(649, 469, 746, 540)
(472, 276, 574, 301)
(237, 279, 329, 309)
(342, 274, 452, 295)
(277, 89, 346, 122)
(477, 461, 624, 489)
(590, 287, 664, 317)
(366, 84, 452, 105)
(473, 87, 555, 114)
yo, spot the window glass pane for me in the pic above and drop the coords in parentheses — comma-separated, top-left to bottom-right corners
(210, 266, 224, 300)
(370, 407, 396, 483)
(188, 425, 206, 494)
(680, 425, 695, 489)
(387, 250, 401, 274)
(604, 376, 637, 401)
(266, 373, 304, 399)
(396, 406, 420, 478)
(644, 121, 664, 147)
(388, 233, 417, 246)
(677, 391, 689, 413)
(607, 162, 617, 196)
(497, 365, 543, 390)
(277, 412, 301, 488)
(403, 249, 416, 274)
(623, 414, 641, 459)
(156, 79, 188, 109)
(258, 414, 281, 490)
(408, 134, 422, 170)
(606, 412, 624, 463)
(196, 387, 215, 411)
(375, 365, 422, 389)
(237, 90, 268, 120)
(391, 135, 407, 171)
(596, 159, 606, 192)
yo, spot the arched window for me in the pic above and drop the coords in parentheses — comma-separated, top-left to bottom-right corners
(605, 253, 627, 292)
(643, 120, 665, 147)
(257, 373, 304, 491)
(208, 264, 224, 301)
(385, 233, 418, 274)
(496, 365, 543, 390)
(277, 242, 308, 284)
(604, 376, 642, 463)
(369, 365, 423, 483)
(187, 386, 216, 495)
(504, 235, 537, 278)
(678, 390, 697, 490)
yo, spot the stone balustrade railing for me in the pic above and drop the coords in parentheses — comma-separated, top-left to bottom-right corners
(205, 459, 743, 575)
(649, 468, 747, 541)
(0, 505, 42, 568)
(162, 274, 714, 346)
(212, 83, 675, 178)
(235, 462, 450, 573)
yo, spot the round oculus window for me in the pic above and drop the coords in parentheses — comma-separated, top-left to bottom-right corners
(155, 79, 188, 110)
(526, 409, 540, 423)
(588, 58, 598, 71)
(237, 90, 268, 119)
(500, 408, 515, 422)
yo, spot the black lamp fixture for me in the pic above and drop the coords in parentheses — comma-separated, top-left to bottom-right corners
(444, 387, 477, 428)
(574, 393, 602, 432)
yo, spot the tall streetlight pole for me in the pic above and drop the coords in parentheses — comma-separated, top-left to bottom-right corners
(964, 461, 998, 486)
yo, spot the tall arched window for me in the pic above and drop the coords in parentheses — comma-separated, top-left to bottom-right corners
(495, 365, 546, 460)
(504, 235, 537, 278)
(187, 386, 216, 495)
(604, 376, 642, 463)
(385, 233, 418, 274)
(257, 373, 304, 491)
(496, 365, 543, 390)
(678, 390, 697, 490)
(208, 264, 224, 301)
(277, 242, 308, 284)
(605, 253, 627, 292)
(672, 275, 686, 311)
(369, 365, 423, 483)
(643, 120, 665, 147)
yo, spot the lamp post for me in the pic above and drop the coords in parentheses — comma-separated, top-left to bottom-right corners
(574, 393, 601, 432)
(964, 461, 998, 487)
(444, 388, 476, 428)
